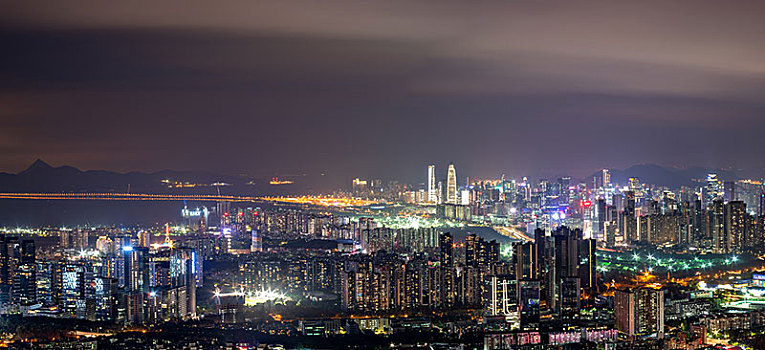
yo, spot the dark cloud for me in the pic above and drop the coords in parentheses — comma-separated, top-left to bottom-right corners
(1, 1, 765, 183)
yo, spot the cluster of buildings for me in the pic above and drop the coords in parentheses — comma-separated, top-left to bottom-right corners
(392, 164, 765, 255)
(0, 229, 199, 325)
(234, 223, 601, 333)
(5, 163, 765, 348)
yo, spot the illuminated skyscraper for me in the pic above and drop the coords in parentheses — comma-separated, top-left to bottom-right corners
(93, 276, 118, 322)
(61, 263, 86, 318)
(250, 229, 262, 253)
(446, 162, 457, 205)
(601, 169, 611, 188)
(13, 240, 35, 305)
(0, 235, 19, 303)
(725, 201, 746, 254)
(35, 260, 60, 306)
(705, 173, 722, 207)
(636, 288, 665, 338)
(427, 165, 437, 204)
(170, 248, 198, 316)
(123, 246, 149, 293)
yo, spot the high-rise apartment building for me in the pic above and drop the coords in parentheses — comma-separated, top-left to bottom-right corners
(725, 201, 747, 254)
(615, 287, 664, 339)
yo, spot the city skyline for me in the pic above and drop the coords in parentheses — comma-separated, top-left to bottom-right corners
(0, 157, 752, 186)
(4, 1, 765, 348)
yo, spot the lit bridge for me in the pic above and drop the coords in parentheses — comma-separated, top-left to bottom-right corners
(0, 192, 377, 207)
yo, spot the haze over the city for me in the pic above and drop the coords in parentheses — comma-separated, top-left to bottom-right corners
(2, 0, 765, 182)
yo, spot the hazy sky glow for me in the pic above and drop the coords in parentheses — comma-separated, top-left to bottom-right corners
(2, 1, 765, 181)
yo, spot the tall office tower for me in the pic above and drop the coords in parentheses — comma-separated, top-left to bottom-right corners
(13, 240, 36, 305)
(93, 276, 118, 322)
(170, 248, 198, 316)
(439, 232, 454, 267)
(428, 165, 437, 204)
(547, 228, 577, 311)
(250, 229, 262, 253)
(709, 200, 726, 253)
(514, 242, 538, 281)
(61, 263, 86, 318)
(35, 260, 61, 306)
(518, 279, 541, 330)
(0, 235, 20, 303)
(725, 201, 747, 254)
(636, 288, 665, 338)
(578, 238, 598, 294)
(595, 199, 607, 239)
(546, 226, 597, 311)
(705, 174, 722, 207)
(552, 228, 580, 281)
(446, 162, 457, 204)
(601, 169, 611, 188)
(123, 246, 149, 293)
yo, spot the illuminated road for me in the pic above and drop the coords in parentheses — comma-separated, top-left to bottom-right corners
(493, 225, 534, 242)
(0, 192, 377, 207)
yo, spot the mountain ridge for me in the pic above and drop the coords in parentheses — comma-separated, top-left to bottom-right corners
(588, 163, 740, 188)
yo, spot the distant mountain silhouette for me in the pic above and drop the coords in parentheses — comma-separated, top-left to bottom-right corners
(0, 160, 341, 196)
(589, 163, 739, 188)
(0, 159, 251, 193)
(17, 158, 55, 175)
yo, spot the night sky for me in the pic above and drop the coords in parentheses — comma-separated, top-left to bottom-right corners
(2, 1, 765, 183)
